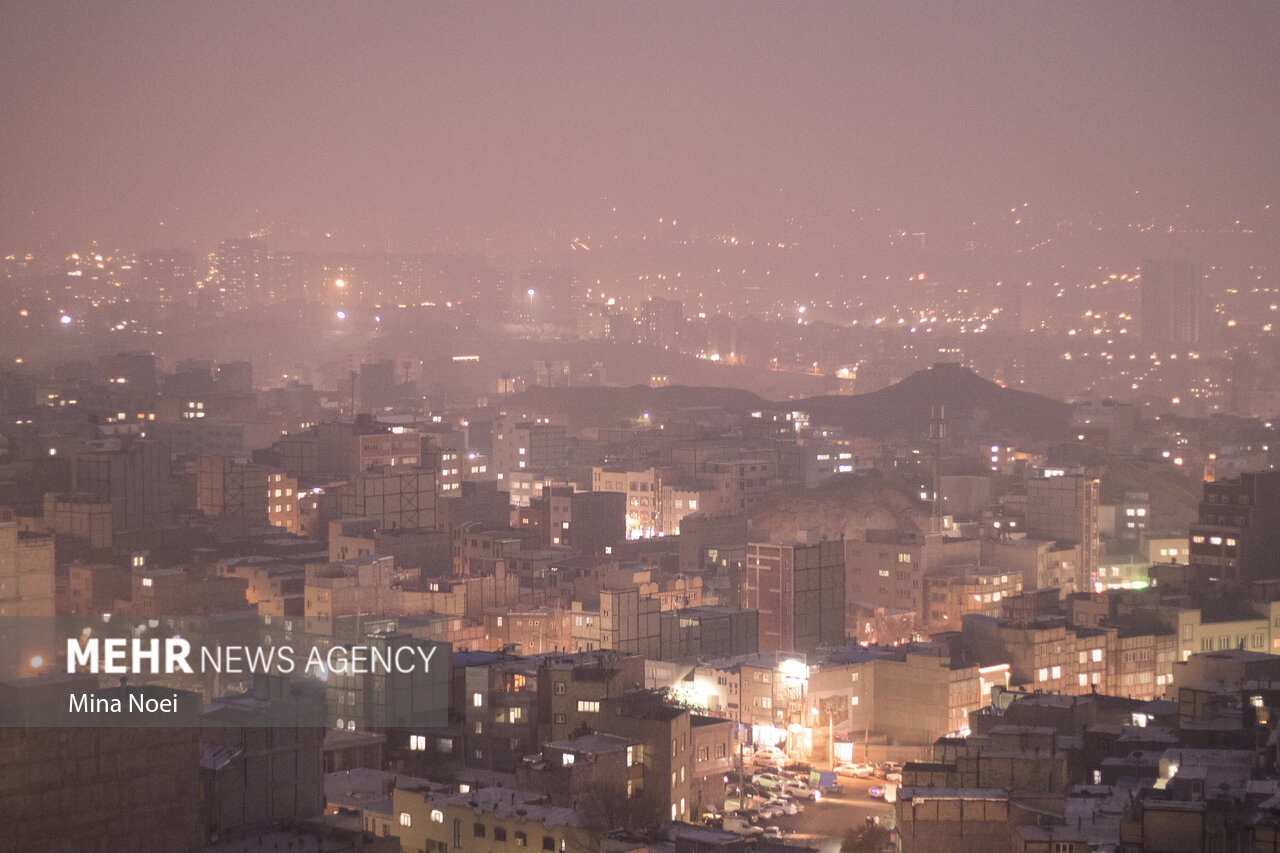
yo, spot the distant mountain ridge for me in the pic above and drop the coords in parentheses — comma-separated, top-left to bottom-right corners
(484, 362, 1070, 441)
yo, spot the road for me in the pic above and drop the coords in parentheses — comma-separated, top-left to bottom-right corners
(742, 777, 896, 852)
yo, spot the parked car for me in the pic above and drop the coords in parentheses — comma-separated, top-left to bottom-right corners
(868, 785, 886, 799)
(879, 761, 904, 776)
(752, 753, 788, 770)
(774, 796, 804, 815)
(784, 780, 821, 801)
(761, 827, 785, 839)
(752, 772, 785, 790)
(723, 815, 763, 837)
(835, 762, 877, 778)
(771, 797, 798, 816)
(757, 802, 786, 820)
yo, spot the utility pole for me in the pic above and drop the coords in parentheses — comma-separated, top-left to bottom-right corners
(930, 405, 945, 533)
(828, 699, 834, 769)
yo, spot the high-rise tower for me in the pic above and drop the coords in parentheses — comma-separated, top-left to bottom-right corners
(1139, 259, 1202, 348)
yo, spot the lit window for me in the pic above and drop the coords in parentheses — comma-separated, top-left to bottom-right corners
(400, 813, 412, 827)
(430, 809, 444, 823)
(473, 692, 483, 707)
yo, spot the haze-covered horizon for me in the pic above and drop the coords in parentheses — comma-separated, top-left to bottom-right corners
(3, 2, 1278, 269)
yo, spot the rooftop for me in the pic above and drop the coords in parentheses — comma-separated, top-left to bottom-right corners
(897, 787, 1008, 801)
(429, 786, 581, 828)
(325, 767, 441, 815)
(544, 732, 635, 756)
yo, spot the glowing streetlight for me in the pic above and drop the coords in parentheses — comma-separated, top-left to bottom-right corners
(335, 310, 346, 320)
(60, 314, 72, 325)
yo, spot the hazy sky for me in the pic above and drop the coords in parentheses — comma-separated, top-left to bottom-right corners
(3, 2, 1278, 255)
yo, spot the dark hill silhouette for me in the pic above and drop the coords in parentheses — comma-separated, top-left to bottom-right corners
(793, 362, 1071, 442)
(480, 363, 1069, 441)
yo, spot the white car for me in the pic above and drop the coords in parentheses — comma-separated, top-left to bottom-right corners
(784, 781, 821, 801)
(723, 817, 763, 837)
(835, 762, 877, 778)
(761, 826, 785, 839)
(752, 753, 788, 769)
(775, 796, 803, 815)
(757, 802, 786, 821)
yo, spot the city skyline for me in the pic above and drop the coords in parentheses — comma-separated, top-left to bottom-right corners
(8, 5, 1280, 851)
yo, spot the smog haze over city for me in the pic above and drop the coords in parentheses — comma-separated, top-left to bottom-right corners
(5, 4, 1279, 261)
(5, 4, 1280, 852)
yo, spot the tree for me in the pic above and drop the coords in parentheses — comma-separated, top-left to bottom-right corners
(841, 822, 891, 853)
(576, 781, 666, 836)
